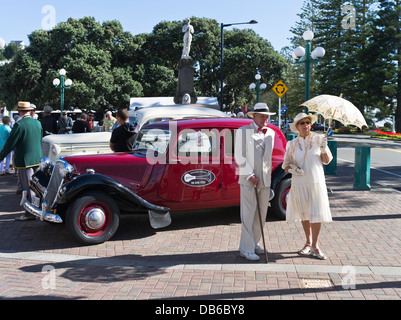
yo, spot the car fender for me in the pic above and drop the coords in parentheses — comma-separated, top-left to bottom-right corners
(58, 173, 169, 214)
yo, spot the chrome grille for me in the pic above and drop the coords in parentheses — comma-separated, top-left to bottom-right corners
(41, 141, 50, 158)
(43, 160, 65, 209)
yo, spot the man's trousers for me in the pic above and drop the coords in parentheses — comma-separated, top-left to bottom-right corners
(239, 185, 270, 254)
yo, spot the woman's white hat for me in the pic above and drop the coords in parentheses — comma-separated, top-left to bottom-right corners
(290, 112, 318, 133)
(247, 103, 276, 118)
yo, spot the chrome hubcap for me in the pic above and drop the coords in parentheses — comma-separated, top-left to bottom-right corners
(85, 208, 106, 230)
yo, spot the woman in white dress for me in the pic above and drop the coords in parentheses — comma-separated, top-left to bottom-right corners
(283, 113, 333, 260)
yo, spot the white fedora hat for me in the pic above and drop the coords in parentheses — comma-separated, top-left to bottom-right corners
(290, 112, 318, 133)
(247, 103, 276, 118)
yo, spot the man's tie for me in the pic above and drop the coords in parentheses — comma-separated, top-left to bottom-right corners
(258, 127, 268, 135)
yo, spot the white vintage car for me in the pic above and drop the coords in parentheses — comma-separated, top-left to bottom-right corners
(41, 104, 229, 161)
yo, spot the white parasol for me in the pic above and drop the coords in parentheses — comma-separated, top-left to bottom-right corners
(301, 94, 368, 135)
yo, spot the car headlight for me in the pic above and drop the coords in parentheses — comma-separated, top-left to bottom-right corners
(51, 144, 61, 157)
(58, 162, 74, 180)
(39, 157, 53, 174)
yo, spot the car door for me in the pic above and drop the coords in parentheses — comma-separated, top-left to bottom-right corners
(158, 128, 223, 206)
(221, 128, 241, 200)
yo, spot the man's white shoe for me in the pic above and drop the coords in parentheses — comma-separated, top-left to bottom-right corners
(255, 245, 266, 255)
(240, 252, 260, 261)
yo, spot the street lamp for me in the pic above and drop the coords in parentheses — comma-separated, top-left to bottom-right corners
(53, 68, 73, 113)
(249, 73, 267, 103)
(292, 30, 325, 113)
(220, 20, 258, 111)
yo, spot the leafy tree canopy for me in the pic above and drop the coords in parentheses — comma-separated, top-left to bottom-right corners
(0, 16, 288, 113)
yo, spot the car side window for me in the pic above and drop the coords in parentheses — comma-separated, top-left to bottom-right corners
(134, 129, 171, 153)
(176, 129, 218, 158)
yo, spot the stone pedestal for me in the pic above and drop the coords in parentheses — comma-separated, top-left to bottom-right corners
(174, 58, 197, 105)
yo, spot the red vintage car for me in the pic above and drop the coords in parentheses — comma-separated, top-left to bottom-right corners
(24, 118, 291, 244)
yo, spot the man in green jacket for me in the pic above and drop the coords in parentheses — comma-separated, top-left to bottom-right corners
(0, 101, 43, 221)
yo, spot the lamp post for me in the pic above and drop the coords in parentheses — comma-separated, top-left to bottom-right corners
(249, 73, 267, 103)
(220, 20, 258, 111)
(292, 30, 325, 113)
(53, 69, 73, 113)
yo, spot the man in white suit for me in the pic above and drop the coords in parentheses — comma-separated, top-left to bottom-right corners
(234, 103, 276, 261)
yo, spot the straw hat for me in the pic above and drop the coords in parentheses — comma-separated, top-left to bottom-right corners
(247, 103, 276, 118)
(17, 101, 34, 111)
(290, 112, 318, 133)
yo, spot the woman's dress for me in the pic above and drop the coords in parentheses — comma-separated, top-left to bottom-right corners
(282, 132, 333, 223)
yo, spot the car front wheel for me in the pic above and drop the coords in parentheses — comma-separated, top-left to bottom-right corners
(65, 191, 120, 245)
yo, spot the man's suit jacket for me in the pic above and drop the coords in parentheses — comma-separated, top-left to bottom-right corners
(0, 115, 43, 169)
(234, 123, 275, 188)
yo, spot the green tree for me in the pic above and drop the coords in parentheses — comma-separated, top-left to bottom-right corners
(288, 0, 378, 119)
(223, 29, 288, 111)
(0, 51, 42, 107)
(3, 42, 22, 60)
(362, 0, 401, 132)
(138, 18, 221, 99)
(0, 16, 287, 113)
(0, 17, 143, 112)
(286, 0, 322, 116)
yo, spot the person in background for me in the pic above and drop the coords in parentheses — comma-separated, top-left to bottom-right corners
(86, 112, 95, 131)
(0, 116, 12, 176)
(57, 112, 73, 134)
(110, 109, 137, 152)
(0, 102, 43, 221)
(103, 111, 116, 132)
(12, 114, 21, 127)
(40, 105, 57, 136)
(72, 113, 92, 133)
(30, 104, 37, 120)
(12, 114, 21, 181)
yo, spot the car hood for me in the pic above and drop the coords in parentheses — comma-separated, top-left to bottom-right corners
(63, 152, 156, 190)
(42, 132, 112, 144)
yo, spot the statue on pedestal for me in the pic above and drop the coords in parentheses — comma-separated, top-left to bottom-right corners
(175, 18, 197, 104)
(182, 18, 194, 58)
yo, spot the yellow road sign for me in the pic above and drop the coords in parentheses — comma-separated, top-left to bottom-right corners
(272, 80, 288, 98)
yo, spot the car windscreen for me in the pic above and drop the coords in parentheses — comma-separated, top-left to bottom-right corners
(133, 128, 171, 154)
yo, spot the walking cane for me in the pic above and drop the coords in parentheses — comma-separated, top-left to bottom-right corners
(254, 187, 268, 263)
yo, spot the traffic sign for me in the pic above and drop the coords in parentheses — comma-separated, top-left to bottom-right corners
(272, 80, 288, 98)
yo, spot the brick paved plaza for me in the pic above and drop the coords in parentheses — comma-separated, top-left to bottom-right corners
(0, 160, 401, 301)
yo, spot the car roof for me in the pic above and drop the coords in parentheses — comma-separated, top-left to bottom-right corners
(142, 118, 287, 140)
(143, 117, 254, 130)
(131, 105, 229, 118)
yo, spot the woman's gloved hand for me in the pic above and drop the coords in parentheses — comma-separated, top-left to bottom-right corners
(320, 137, 329, 153)
(288, 164, 304, 176)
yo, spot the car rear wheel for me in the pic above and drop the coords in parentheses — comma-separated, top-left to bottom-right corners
(271, 178, 291, 220)
(65, 191, 120, 245)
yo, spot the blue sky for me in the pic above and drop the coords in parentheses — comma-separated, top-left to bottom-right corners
(0, 0, 305, 51)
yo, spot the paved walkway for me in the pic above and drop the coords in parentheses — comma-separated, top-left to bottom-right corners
(0, 160, 401, 301)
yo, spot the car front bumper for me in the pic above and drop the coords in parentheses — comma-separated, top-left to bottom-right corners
(22, 191, 63, 223)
